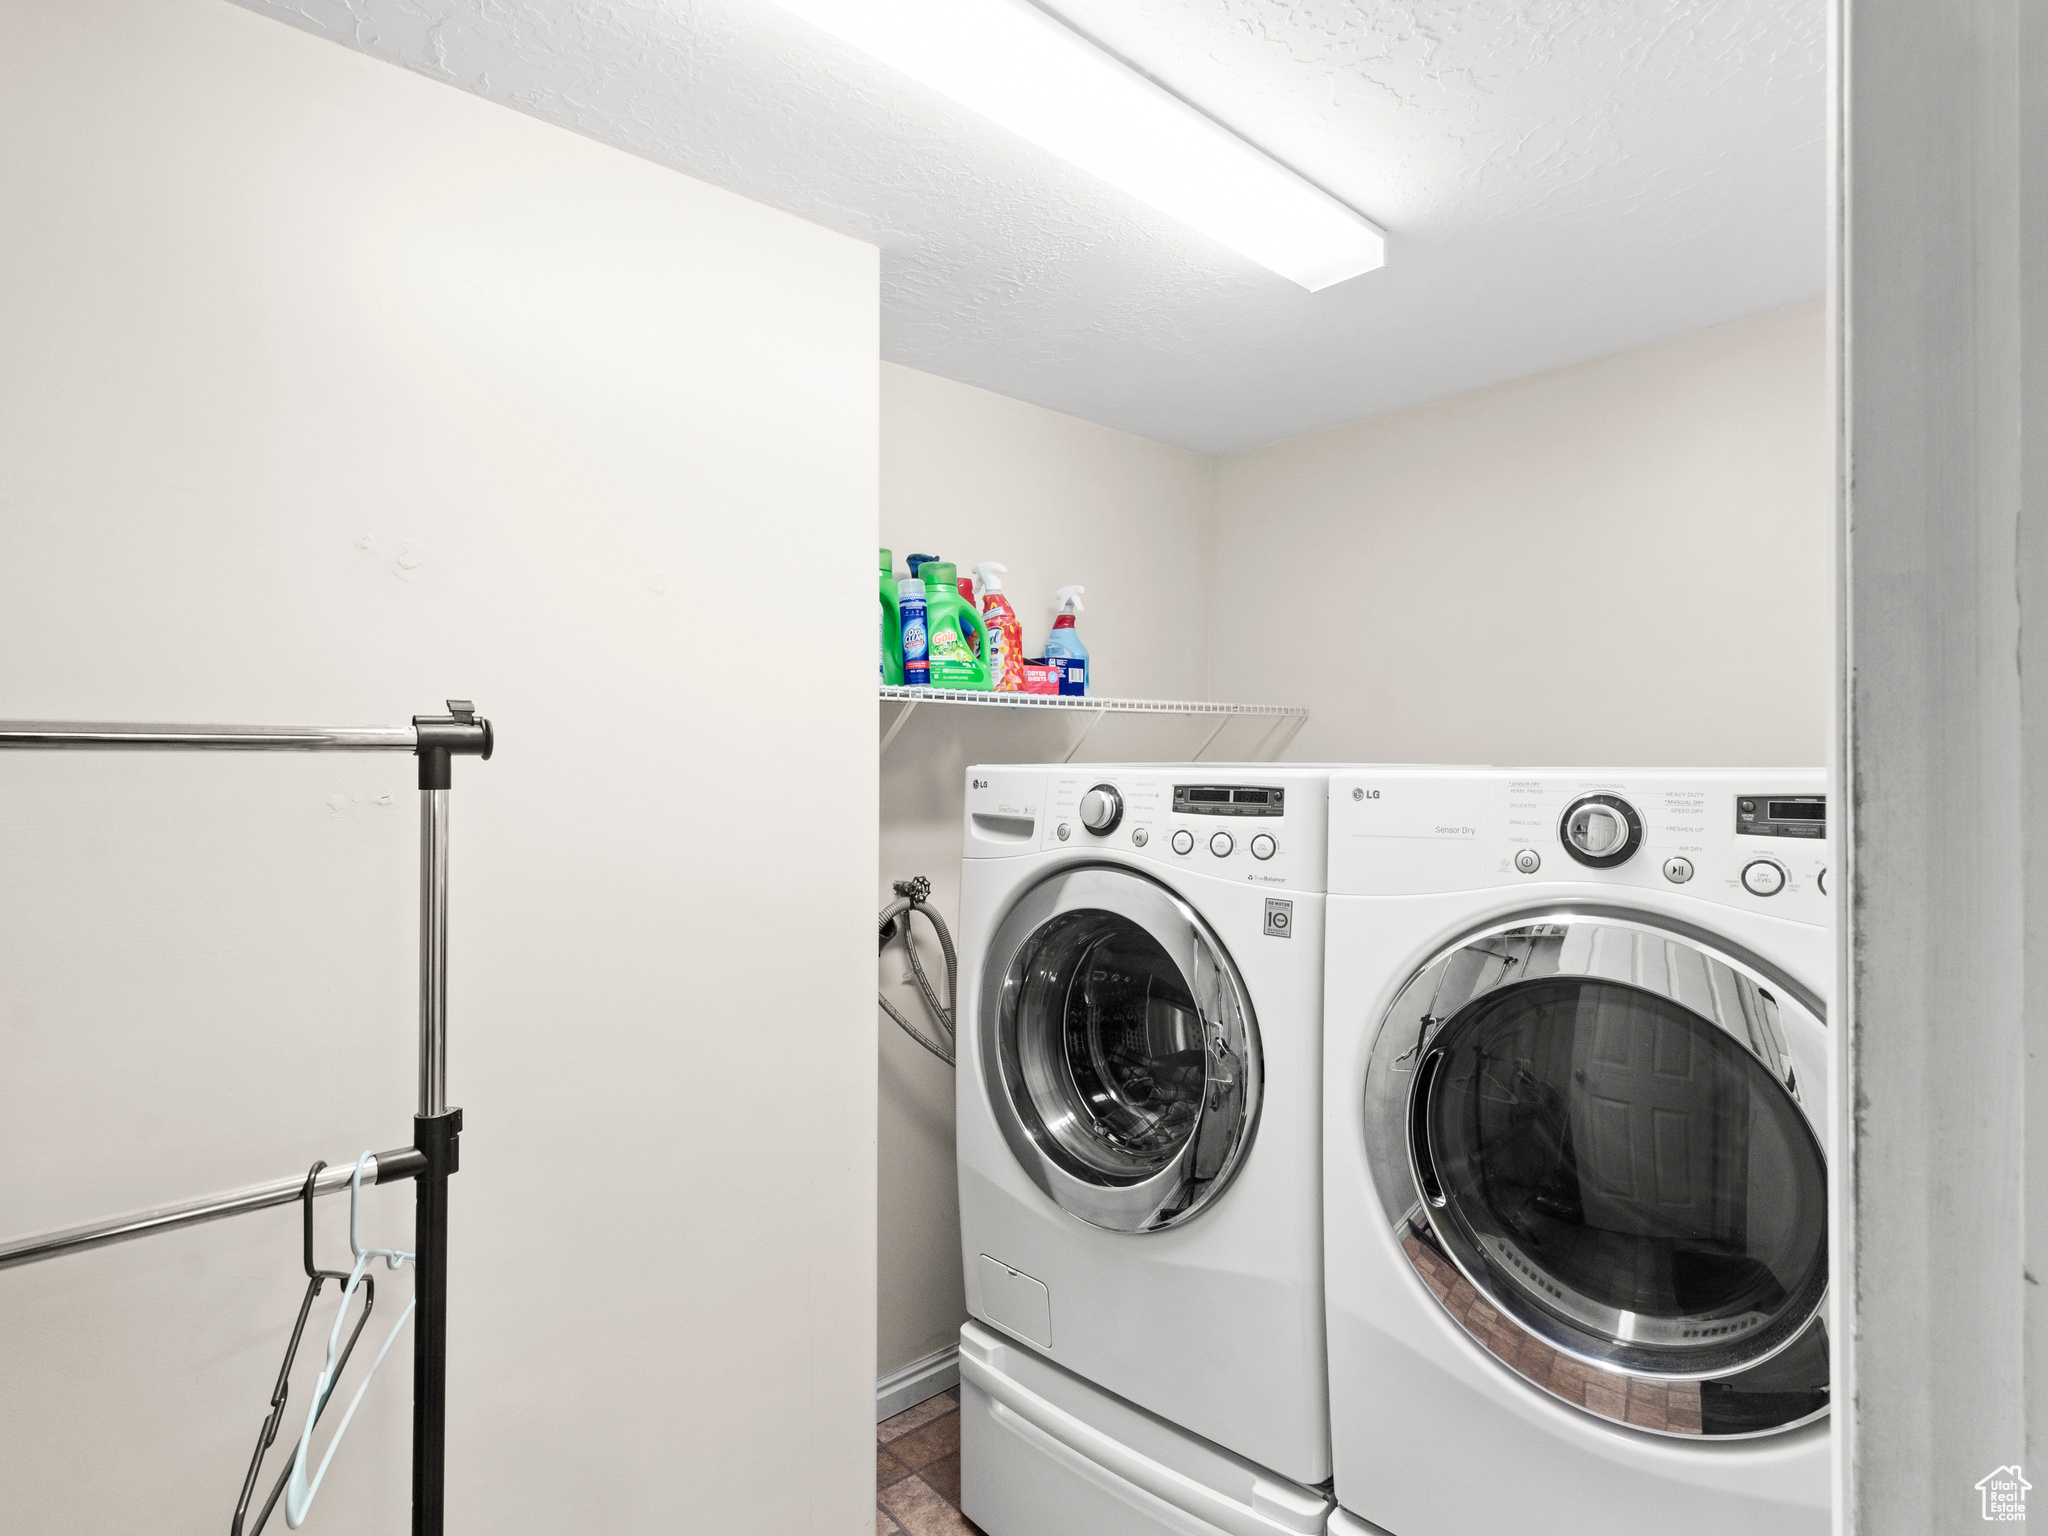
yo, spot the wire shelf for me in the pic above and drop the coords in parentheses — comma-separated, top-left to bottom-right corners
(878, 687, 1303, 715)
(876, 688, 1308, 760)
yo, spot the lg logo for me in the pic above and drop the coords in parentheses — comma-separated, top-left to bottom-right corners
(1352, 787, 1380, 801)
(973, 779, 988, 789)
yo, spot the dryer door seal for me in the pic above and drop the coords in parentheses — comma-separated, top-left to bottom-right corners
(1362, 912, 1830, 1439)
(981, 865, 1262, 1234)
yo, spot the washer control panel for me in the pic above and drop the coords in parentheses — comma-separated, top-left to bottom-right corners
(963, 766, 1329, 891)
(1328, 769, 1826, 922)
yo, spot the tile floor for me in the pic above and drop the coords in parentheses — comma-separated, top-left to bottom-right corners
(877, 1387, 988, 1536)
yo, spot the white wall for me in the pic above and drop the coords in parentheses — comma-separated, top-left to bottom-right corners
(876, 364, 1229, 1376)
(1210, 302, 1829, 768)
(0, 3, 877, 1532)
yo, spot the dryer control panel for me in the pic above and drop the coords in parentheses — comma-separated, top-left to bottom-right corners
(964, 765, 1330, 893)
(1327, 768, 1827, 923)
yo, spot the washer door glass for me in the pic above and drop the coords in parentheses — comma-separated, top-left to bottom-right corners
(1364, 917, 1830, 1438)
(982, 866, 1260, 1233)
(1013, 910, 1208, 1180)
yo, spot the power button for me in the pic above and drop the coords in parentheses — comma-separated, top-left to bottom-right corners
(1513, 849, 1541, 874)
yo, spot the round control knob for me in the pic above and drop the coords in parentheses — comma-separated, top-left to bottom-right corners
(1818, 867, 1827, 895)
(1742, 859, 1787, 897)
(1514, 849, 1541, 875)
(1559, 794, 1644, 868)
(1055, 822, 1070, 841)
(1209, 831, 1234, 858)
(1171, 829, 1194, 856)
(1130, 827, 1149, 848)
(1662, 856, 1694, 884)
(1250, 834, 1276, 861)
(1079, 784, 1123, 836)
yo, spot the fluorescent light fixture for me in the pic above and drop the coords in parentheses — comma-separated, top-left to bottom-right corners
(765, 0, 1386, 290)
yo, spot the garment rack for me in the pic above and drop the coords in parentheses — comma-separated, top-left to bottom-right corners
(0, 702, 494, 1536)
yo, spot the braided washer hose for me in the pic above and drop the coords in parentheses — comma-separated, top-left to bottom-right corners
(879, 876, 957, 1066)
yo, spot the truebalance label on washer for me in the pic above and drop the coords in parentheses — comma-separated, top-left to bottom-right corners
(1330, 776, 1489, 894)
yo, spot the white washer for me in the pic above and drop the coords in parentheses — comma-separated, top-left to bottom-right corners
(958, 763, 1336, 1536)
(1322, 768, 1831, 1536)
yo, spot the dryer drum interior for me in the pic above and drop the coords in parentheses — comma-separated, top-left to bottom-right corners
(982, 865, 1262, 1234)
(1365, 916, 1831, 1439)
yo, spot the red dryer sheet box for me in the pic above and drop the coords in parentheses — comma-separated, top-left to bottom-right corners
(1018, 663, 1060, 695)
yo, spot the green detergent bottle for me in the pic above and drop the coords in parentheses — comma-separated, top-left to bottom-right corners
(879, 547, 903, 685)
(919, 562, 990, 689)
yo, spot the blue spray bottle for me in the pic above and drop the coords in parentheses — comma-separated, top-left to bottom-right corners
(1042, 585, 1088, 695)
(898, 577, 930, 687)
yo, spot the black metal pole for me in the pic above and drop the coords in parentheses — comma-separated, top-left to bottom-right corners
(411, 1109, 459, 1536)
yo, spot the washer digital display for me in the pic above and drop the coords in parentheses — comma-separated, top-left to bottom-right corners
(1173, 785, 1284, 817)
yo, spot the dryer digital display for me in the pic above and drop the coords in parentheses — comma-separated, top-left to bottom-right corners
(1736, 794, 1825, 838)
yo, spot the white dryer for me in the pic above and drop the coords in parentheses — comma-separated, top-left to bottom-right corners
(956, 763, 1336, 1536)
(1322, 769, 1831, 1536)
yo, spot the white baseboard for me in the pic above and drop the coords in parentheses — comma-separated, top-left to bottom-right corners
(876, 1345, 960, 1422)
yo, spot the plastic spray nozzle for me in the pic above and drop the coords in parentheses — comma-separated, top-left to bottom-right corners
(1055, 585, 1085, 614)
(975, 562, 1007, 595)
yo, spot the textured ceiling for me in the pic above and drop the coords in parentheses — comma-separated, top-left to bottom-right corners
(233, 0, 1826, 454)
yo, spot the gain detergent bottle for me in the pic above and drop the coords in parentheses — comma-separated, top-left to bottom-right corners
(879, 548, 903, 685)
(919, 562, 990, 689)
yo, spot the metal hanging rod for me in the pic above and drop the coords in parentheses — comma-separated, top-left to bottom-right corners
(0, 714, 491, 754)
(0, 1147, 426, 1273)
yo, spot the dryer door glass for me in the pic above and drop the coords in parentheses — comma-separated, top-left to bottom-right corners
(982, 867, 1261, 1234)
(1418, 975, 1827, 1375)
(1363, 917, 1831, 1438)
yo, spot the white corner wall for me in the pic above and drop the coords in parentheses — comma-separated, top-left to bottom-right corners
(873, 310, 1831, 1384)
(0, 3, 877, 1533)
(1210, 302, 1829, 768)
(876, 364, 1218, 1377)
